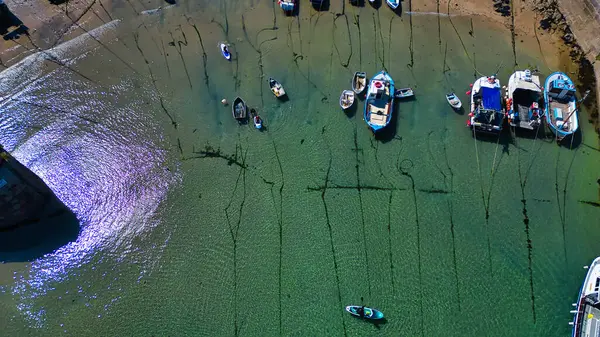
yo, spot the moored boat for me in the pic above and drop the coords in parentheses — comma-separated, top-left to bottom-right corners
(505, 69, 543, 130)
(340, 90, 355, 110)
(395, 87, 414, 99)
(468, 75, 504, 133)
(269, 77, 287, 98)
(278, 0, 295, 12)
(386, 0, 399, 9)
(544, 71, 578, 141)
(364, 70, 395, 133)
(446, 92, 462, 109)
(220, 43, 231, 60)
(345, 305, 384, 320)
(232, 97, 247, 122)
(570, 257, 600, 337)
(250, 108, 262, 129)
(352, 71, 367, 94)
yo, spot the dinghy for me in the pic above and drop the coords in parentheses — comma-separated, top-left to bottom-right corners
(386, 0, 399, 10)
(505, 69, 543, 130)
(352, 72, 367, 94)
(364, 70, 395, 133)
(544, 71, 578, 141)
(277, 0, 295, 12)
(220, 43, 231, 60)
(232, 97, 247, 122)
(446, 92, 462, 109)
(339, 90, 355, 110)
(268, 78, 287, 98)
(345, 306, 384, 320)
(250, 108, 262, 129)
(395, 87, 414, 99)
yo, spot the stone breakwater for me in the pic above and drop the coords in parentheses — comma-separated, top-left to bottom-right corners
(531, 0, 600, 136)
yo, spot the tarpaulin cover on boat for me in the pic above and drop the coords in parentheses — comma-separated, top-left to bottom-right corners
(481, 86, 502, 111)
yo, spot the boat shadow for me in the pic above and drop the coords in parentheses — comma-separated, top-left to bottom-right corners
(278, 95, 290, 103)
(471, 128, 513, 154)
(453, 106, 465, 115)
(350, 0, 366, 7)
(345, 100, 359, 118)
(369, 0, 382, 9)
(347, 315, 388, 329)
(311, 0, 330, 11)
(391, 2, 403, 16)
(288, 0, 300, 17)
(0, 207, 80, 262)
(558, 127, 583, 149)
(373, 102, 400, 143)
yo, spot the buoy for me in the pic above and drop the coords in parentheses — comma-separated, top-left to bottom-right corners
(466, 120, 472, 127)
(466, 90, 471, 95)
(469, 83, 473, 87)
(468, 112, 474, 117)
(221, 98, 228, 105)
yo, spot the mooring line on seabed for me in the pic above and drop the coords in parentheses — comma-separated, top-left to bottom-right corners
(375, 11, 386, 72)
(426, 130, 462, 311)
(270, 138, 285, 337)
(332, 13, 353, 68)
(169, 28, 193, 90)
(396, 157, 425, 337)
(223, 142, 249, 337)
(407, 0, 414, 68)
(509, 0, 517, 67)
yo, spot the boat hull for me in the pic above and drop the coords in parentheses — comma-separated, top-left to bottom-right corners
(232, 97, 247, 121)
(571, 257, 600, 337)
(543, 71, 578, 140)
(386, 0, 399, 9)
(363, 71, 395, 133)
(345, 306, 384, 320)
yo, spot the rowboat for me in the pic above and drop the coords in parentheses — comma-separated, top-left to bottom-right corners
(505, 69, 543, 130)
(467, 75, 504, 133)
(220, 43, 231, 60)
(232, 97, 247, 122)
(278, 0, 295, 12)
(570, 257, 600, 337)
(269, 78, 287, 98)
(544, 71, 578, 141)
(386, 0, 399, 10)
(339, 90, 355, 110)
(352, 71, 367, 94)
(446, 92, 462, 109)
(345, 306, 384, 320)
(394, 87, 414, 99)
(250, 108, 262, 129)
(364, 70, 395, 132)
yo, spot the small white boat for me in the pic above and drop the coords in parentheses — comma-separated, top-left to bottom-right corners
(220, 43, 231, 60)
(352, 72, 367, 95)
(570, 257, 600, 337)
(395, 87, 414, 99)
(340, 90, 355, 110)
(269, 78, 286, 98)
(446, 92, 462, 109)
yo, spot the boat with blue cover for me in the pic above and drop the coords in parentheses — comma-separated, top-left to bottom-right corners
(544, 71, 578, 140)
(345, 305, 384, 320)
(570, 257, 600, 337)
(468, 75, 504, 133)
(278, 0, 295, 12)
(386, 0, 399, 10)
(505, 69, 543, 130)
(364, 70, 395, 133)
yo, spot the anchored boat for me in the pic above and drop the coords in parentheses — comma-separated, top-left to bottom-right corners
(394, 87, 414, 99)
(220, 43, 231, 60)
(278, 0, 295, 12)
(505, 69, 543, 130)
(352, 71, 367, 95)
(386, 0, 399, 10)
(250, 108, 263, 129)
(232, 97, 247, 122)
(340, 90, 355, 110)
(570, 257, 600, 337)
(544, 71, 579, 141)
(345, 306, 384, 320)
(269, 77, 287, 98)
(446, 92, 462, 109)
(468, 75, 504, 133)
(364, 70, 395, 133)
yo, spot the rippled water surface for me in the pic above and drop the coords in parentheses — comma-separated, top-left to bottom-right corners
(0, 0, 599, 336)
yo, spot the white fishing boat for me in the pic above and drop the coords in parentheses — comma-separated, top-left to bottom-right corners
(505, 69, 543, 130)
(570, 257, 600, 337)
(468, 75, 504, 133)
(445, 92, 462, 109)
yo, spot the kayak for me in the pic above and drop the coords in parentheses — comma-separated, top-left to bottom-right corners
(220, 43, 231, 60)
(345, 305, 384, 320)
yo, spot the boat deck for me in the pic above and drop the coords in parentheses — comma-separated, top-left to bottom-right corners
(580, 303, 600, 337)
(368, 104, 389, 126)
(547, 99, 575, 132)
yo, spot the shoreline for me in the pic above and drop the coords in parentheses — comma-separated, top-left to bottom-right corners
(0, 0, 597, 140)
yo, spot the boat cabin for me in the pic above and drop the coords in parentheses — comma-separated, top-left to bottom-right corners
(548, 77, 576, 101)
(366, 80, 391, 127)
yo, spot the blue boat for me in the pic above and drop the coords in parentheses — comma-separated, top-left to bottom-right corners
(364, 71, 395, 133)
(468, 75, 504, 133)
(544, 71, 579, 140)
(345, 305, 384, 320)
(278, 0, 295, 12)
(386, 0, 400, 10)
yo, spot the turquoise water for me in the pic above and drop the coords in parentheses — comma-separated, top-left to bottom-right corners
(0, 0, 599, 336)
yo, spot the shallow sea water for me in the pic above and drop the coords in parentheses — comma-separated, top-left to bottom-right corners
(0, 0, 599, 336)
